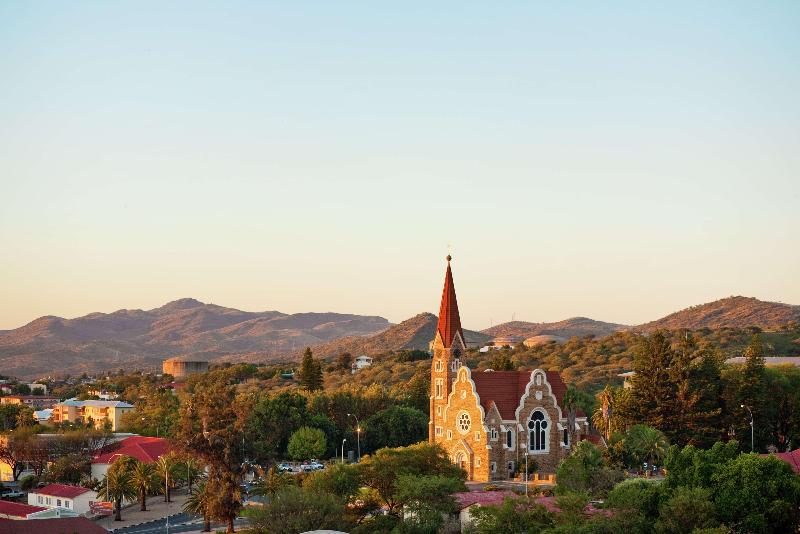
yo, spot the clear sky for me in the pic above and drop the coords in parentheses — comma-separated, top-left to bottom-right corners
(1, 2, 799, 331)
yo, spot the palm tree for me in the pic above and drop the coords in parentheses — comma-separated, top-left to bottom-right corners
(97, 469, 137, 521)
(157, 454, 177, 502)
(625, 425, 669, 477)
(184, 480, 212, 532)
(183, 457, 202, 493)
(592, 385, 615, 442)
(130, 461, 160, 511)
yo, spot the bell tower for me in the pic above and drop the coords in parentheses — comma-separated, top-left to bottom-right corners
(429, 255, 467, 442)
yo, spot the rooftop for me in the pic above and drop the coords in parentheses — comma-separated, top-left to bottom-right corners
(762, 449, 800, 475)
(93, 436, 170, 465)
(0, 501, 46, 518)
(32, 483, 93, 499)
(58, 400, 133, 408)
(472, 370, 578, 420)
(0, 517, 109, 534)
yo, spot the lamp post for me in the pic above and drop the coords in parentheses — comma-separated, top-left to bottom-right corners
(741, 404, 754, 452)
(347, 413, 361, 463)
(524, 448, 529, 497)
(341, 438, 347, 464)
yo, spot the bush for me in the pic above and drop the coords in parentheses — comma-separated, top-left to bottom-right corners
(606, 478, 663, 518)
(19, 475, 36, 491)
(655, 486, 718, 534)
(245, 486, 349, 534)
(287, 426, 326, 461)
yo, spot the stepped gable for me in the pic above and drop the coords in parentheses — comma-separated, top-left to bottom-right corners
(471, 370, 570, 420)
(437, 255, 464, 348)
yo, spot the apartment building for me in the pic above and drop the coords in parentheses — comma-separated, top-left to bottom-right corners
(51, 400, 134, 431)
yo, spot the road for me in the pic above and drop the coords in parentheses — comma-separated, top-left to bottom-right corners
(109, 513, 247, 534)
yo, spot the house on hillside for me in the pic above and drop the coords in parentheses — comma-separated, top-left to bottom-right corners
(91, 436, 170, 479)
(429, 257, 589, 483)
(0, 395, 60, 410)
(351, 355, 373, 373)
(27, 484, 97, 516)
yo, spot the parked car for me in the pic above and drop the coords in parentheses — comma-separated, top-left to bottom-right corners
(277, 463, 295, 473)
(0, 489, 24, 499)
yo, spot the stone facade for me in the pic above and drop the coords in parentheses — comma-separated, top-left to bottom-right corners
(427, 257, 587, 483)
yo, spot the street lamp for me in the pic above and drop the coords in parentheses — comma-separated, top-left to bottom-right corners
(347, 413, 361, 463)
(741, 404, 754, 452)
(341, 438, 347, 464)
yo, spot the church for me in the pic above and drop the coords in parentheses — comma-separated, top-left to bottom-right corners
(429, 256, 589, 483)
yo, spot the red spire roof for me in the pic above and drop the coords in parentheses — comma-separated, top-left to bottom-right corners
(437, 256, 464, 349)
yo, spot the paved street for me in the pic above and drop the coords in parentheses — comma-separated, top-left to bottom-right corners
(111, 515, 248, 534)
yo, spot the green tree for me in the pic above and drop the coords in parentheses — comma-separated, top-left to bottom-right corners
(97, 467, 138, 521)
(287, 426, 327, 460)
(469, 497, 555, 534)
(157, 454, 178, 502)
(247, 392, 309, 463)
(253, 466, 295, 498)
(489, 352, 515, 371)
(184, 480, 212, 532)
(625, 425, 669, 475)
(711, 454, 800, 533)
(737, 335, 767, 451)
(363, 405, 427, 453)
(46, 453, 89, 484)
(336, 352, 353, 371)
(606, 478, 663, 519)
(130, 461, 160, 512)
(245, 486, 349, 534)
(395, 474, 465, 532)
(556, 440, 623, 497)
(303, 462, 360, 501)
(299, 348, 324, 392)
(358, 442, 466, 516)
(663, 441, 740, 491)
(655, 486, 718, 534)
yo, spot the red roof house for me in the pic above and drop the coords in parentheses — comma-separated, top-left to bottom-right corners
(762, 449, 800, 475)
(32, 484, 92, 500)
(0, 501, 46, 520)
(91, 436, 170, 479)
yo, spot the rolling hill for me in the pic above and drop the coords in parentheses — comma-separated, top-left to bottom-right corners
(0, 299, 390, 379)
(636, 296, 800, 331)
(481, 317, 628, 340)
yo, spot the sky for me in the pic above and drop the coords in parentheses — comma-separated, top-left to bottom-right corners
(1, 2, 799, 331)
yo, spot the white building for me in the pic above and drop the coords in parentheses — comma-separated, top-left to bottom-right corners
(351, 355, 373, 373)
(28, 484, 97, 516)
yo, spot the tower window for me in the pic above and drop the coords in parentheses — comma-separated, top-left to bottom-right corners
(563, 428, 569, 446)
(506, 429, 514, 449)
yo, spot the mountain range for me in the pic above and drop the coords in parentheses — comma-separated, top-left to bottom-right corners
(1, 296, 798, 380)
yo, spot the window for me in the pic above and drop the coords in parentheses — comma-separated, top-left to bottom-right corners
(436, 406, 442, 417)
(46, 497, 51, 505)
(435, 379, 444, 399)
(451, 360, 458, 371)
(506, 429, 514, 449)
(435, 360, 443, 372)
(490, 428, 499, 441)
(457, 412, 471, 434)
(65, 500, 70, 508)
(474, 431, 481, 442)
(57, 499, 61, 507)
(447, 430, 453, 440)
(490, 462, 497, 473)
(38, 496, 43, 504)
(476, 458, 482, 467)
(563, 428, 569, 446)
(528, 410, 548, 451)
(507, 461, 515, 472)
(435, 426, 443, 437)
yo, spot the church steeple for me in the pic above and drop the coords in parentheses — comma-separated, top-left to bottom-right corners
(437, 255, 464, 349)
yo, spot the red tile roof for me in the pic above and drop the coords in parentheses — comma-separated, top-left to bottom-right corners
(763, 449, 800, 475)
(0, 517, 109, 533)
(33, 484, 92, 499)
(535, 496, 610, 516)
(92, 436, 170, 465)
(437, 257, 464, 349)
(472, 370, 569, 420)
(0, 501, 46, 518)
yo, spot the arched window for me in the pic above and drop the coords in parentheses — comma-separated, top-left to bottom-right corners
(506, 429, 513, 449)
(563, 428, 569, 446)
(528, 410, 548, 451)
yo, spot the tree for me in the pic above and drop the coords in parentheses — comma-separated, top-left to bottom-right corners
(245, 486, 349, 534)
(395, 474, 465, 532)
(247, 392, 309, 463)
(253, 467, 295, 498)
(97, 467, 137, 521)
(130, 461, 160, 511)
(184, 480, 212, 532)
(592, 385, 616, 442)
(737, 335, 768, 450)
(663, 441, 740, 491)
(287, 427, 326, 460)
(363, 405, 427, 454)
(711, 454, 800, 533)
(46, 453, 89, 484)
(489, 352, 515, 371)
(625, 425, 669, 475)
(299, 348, 324, 392)
(177, 379, 247, 533)
(336, 352, 353, 371)
(358, 442, 465, 516)
(157, 454, 178, 502)
(606, 478, 663, 518)
(303, 463, 360, 501)
(655, 486, 718, 534)
(469, 497, 555, 534)
(119, 383, 179, 437)
(556, 440, 623, 497)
